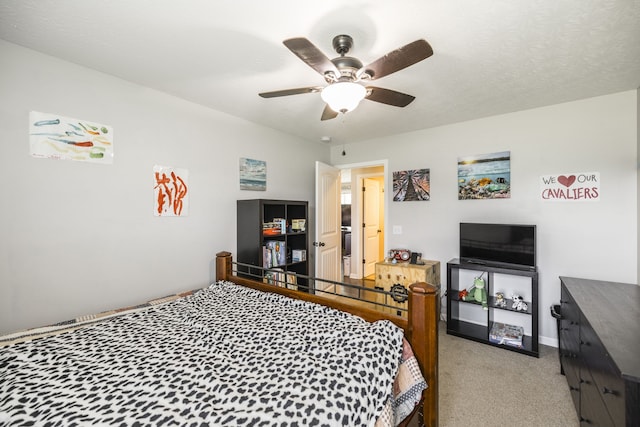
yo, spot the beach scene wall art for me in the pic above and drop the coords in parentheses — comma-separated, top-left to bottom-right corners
(458, 151, 511, 199)
(29, 111, 114, 164)
(239, 158, 266, 191)
(153, 165, 189, 217)
(393, 169, 430, 201)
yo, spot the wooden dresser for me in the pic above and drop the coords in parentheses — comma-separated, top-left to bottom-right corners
(559, 277, 640, 426)
(375, 261, 440, 317)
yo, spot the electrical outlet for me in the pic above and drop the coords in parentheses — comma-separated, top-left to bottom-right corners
(392, 225, 402, 235)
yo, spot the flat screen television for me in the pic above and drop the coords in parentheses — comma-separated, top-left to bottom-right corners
(460, 223, 536, 270)
(341, 204, 351, 227)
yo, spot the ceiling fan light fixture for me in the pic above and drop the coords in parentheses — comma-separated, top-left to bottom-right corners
(321, 81, 367, 113)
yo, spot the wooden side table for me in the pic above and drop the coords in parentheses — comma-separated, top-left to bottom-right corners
(375, 260, 440, 317)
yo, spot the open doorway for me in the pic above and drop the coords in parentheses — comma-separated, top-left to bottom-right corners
(339, 162, 386, 280)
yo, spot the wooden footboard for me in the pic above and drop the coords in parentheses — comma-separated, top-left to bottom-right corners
(216, 251, 439, 427)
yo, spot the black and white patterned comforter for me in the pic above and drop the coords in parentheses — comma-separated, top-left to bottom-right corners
(0, 281, 425, 426)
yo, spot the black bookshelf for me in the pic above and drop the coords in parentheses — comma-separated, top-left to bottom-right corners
(446, 258, 539, 357)
(237, 199, 309, 290)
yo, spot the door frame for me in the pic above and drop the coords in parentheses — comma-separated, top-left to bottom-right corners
(336, 159, 388, 279)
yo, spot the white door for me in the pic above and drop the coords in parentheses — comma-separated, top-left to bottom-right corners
(314, 161, 341, 291)
(363, 178, 381, 277)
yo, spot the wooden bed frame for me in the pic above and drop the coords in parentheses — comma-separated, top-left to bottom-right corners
(216, 251, 440, 427)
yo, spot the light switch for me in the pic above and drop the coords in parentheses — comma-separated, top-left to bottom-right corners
(392, 225, 402, 235)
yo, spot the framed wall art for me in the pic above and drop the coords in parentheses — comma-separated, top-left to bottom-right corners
(153, 165, 189, 216)
(458, 151, 510, 200)
(239, 158, 266, 191)
(393, 169, 430, 201)
(29, 111, 114, 164)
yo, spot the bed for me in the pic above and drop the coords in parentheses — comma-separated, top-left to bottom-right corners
(0, 251, 439, 426)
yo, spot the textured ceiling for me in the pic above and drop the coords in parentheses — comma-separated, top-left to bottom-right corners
(1, 0, 639, 145)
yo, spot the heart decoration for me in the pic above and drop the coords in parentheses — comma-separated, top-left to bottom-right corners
(558, 175, 576, 187)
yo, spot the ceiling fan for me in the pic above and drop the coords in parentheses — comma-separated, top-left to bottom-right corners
(259, 35, 433, 120)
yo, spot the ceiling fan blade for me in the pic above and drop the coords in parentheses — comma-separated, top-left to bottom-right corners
(359, 39, 433, 80)
(321, 105, 339, 121)
(283, 38, 340, 78)
(365, 87, 415, 107)
(259, 86, 323, 98)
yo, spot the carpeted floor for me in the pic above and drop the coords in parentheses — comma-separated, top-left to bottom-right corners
(437, 321, 578, 426)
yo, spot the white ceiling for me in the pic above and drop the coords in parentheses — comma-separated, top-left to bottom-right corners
(1, 0, 639, 145)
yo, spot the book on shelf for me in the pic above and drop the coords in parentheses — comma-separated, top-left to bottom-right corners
(273, 218, 286, 233)
(291, 249, 306, 262)
(263, 268, 283, 286)
(263, 270, 274, 285)
(262, 246, 271, 269)
(489, 322, 524, 348)
(291, 219, 306, 232)
(263, 221, 282, 236)
(264, 240, 286, 267)
(285, 273, 298, 291)
(262, 268, 297, 290)
(263, 218, 287, 235)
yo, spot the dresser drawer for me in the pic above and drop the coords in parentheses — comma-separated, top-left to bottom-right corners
(560, 288, 580, 340)
(559, 289, 580, 367)
(591, 356, 625, 427)
(580, 368, 615, 427)
(581, 322, 625, 427)
(560, 328, 580, 361)
(562, 353, 581, 412)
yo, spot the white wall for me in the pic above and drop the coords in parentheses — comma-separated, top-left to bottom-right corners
(2, 39, 636, 347)
(331, 91, 638, 346)
(0, 40, 328, 334)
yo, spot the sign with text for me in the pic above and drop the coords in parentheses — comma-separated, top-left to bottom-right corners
(540, 172, 600, 201)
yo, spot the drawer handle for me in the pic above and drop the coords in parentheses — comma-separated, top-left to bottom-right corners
(602, 387, 618, 396)
(580, 417, 592, 424)
(580, 340, 590, 346)
(569, 385, 579, 391)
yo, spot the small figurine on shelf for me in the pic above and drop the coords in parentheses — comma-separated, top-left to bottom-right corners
(462, 273, 488, 310)
(494, 292, 507, 308)
(511, 294, 528, 311)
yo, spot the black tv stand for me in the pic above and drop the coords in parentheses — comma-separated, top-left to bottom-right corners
(447, 258, 539, 357)
(460, 258, 536, 272)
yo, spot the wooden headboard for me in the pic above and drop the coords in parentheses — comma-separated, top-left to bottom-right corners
(216, 251, 439, 426)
